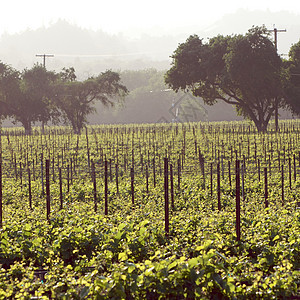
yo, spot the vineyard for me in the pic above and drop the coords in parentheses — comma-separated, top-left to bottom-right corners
(0, 120, 299, 299)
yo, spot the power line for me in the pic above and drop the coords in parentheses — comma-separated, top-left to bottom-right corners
(54, 51, 170, 58)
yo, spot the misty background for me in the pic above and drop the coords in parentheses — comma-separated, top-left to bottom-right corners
(1, 9, 298, 127)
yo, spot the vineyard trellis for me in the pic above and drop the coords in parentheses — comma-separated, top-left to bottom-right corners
(0, 120, 299, 298)
(0, 120, 299, 224)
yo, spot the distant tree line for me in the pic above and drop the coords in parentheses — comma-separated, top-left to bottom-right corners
(165, 26, 300, 132)
(0, 64, 128, 134)
(1, 26, 299, 133)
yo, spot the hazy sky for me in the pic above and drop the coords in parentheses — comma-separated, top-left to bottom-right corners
(1, 0, 300, 36)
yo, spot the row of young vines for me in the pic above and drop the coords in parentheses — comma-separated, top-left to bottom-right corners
(0, 120, 299, 299)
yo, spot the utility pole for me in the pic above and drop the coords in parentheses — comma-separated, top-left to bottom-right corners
(267, 27, 286, 132)
(36, 54, 54, 68)
(35, 54, 54, 135)
(268, 27, 287, 52)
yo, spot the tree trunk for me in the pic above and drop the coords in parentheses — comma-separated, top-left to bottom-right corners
(252, 116, 269, 133)
(23, 121, 32, 135)
(41, 121, 45, 134)
(71, 121, 81, 135)
(275, 99, 279, 132)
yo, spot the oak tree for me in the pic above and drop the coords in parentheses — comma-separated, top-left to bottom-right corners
(165, 27, 284, 132)
(54, 68, 128, 134)
(284, 40, 300, 116)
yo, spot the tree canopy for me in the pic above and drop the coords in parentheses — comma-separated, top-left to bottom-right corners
(0, 62, 20, 119)
(54, 68, 128, 134)
(165, 27, 285, 132)
(0, 63, 58, 134)
(283, 41, 300, 116)
(0, 63, 128, 134)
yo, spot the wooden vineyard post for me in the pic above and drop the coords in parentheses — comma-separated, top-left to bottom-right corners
(91, 161, 97, 213)
(278, 151, 281, 172)
(228, 161, 232, 188)
(0, 154, 2, 228)
(109, 159, 112, 182)
(221, 155, 224, 180)
(130, 167, 134, 205)
(32, 160, 35, 181)
(217, 163, 221, 211)
(28, 168, 32, 210)
(59, 168, 63, 210)
(104, 160, 108, 215)
(70, 159, 73, 185)
(52, 158, 55, 182)
(46, 160, 50, 222)
(153, 158, 156, 188)
(258, 159, 261, 182)
(164, 158, 169, 236)
(85, 127, 90, 172)
(177, 158, 181, 191)
(115, 164, 119, 195)
(236, 160, 241, 242)
(264, 167, 268, 208)
(145, 165, 149, 194)
(19, 162, 23, 188)
(294, 154, 297, 181)
(170, 163, 174, 210)
(281, 165, 284, 205)
(289, 157, 292, 189)
(67, 165, 70, 194)
(210, 162, 213, 198)
(41, 155, 44, 195)
(14, 155, 17, 181)
(198, 149, 205, 187)
(241, 161, 245, 201)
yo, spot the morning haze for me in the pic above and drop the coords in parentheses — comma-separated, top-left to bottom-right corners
(1, 9, 300, 74)
(0, 8, 298, 126)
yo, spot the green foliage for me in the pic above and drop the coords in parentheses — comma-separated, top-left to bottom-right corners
(0, 120, 299, 298)
(165, 26, 286, 132)
(0, 62, 20, 119)
(284, 40, 300, 116)
(54, 69, 128, 134)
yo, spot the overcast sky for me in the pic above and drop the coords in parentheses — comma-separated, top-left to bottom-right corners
(1, 0, 300, 37)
